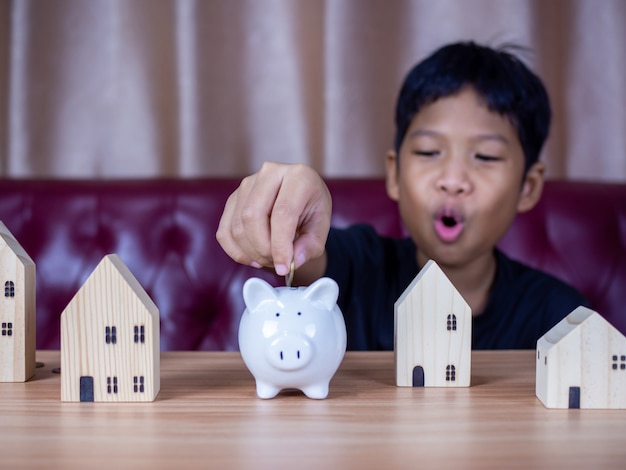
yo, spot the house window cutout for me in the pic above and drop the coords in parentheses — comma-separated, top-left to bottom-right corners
(446, 365, 456, 382)
(4, 281, 15, 297)
(105, 326, 117, 345)
(134, 325, 145, 344)
(611, 355, 626, 371)
(2, 322, 13, 336)
(133, 376, 145, 393)
(446, 314, 457, 331)
(107, 376, 118, 394)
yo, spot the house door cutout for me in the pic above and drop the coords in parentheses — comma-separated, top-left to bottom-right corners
(412, 366, 425, 387)
(80, 376, 94, 402)
(568, 386, 580, 409)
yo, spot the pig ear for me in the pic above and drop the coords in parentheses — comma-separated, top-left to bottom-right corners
(303, 277, 339, 311)
(243, 277, 278, 312)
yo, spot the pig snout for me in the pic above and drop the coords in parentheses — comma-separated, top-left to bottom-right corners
(267, 333, 313, 371)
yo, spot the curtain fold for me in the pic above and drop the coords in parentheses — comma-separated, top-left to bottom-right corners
(1, 0, 625, 181)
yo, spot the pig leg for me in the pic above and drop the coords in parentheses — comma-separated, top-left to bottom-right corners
(301, 382, 330, 399)
(256, 381, 281, 399)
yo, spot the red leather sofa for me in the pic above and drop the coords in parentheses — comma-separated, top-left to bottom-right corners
(1, 179, 625, 350)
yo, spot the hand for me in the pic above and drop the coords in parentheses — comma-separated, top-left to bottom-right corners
(216, 162, 332, 276)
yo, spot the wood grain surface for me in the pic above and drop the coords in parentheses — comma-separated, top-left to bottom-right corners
(1, 350, 625, 469)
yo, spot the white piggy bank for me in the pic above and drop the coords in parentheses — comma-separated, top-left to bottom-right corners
(238, 277, 347, 399)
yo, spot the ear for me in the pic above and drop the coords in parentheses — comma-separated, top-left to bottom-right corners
(243, 277, 278, 312)
(303, 277, 339, 311)
(385, 149, 400, 202)
(517, 162, 545, 213)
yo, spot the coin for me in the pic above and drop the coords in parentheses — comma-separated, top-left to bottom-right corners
(285, 259, 295, 287)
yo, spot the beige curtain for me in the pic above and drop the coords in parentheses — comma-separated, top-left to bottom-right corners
(1, 0, 625, 181)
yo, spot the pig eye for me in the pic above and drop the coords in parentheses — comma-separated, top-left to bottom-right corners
(297, 312, 302, 316)
(275, 313, 280, 317)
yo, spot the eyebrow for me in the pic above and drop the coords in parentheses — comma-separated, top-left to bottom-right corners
(407, 129, 510, 145)
(474, 134, 510, 145)
(407, 129, 440, 139)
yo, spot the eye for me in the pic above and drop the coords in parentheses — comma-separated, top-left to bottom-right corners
(475, 153, 502, 162)
(413, 150, 439, 157)
(297, 312, 302, 316)
(275, 312, 280, 317)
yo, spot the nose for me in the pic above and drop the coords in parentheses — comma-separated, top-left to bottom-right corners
(267, 334, 313, 371)
(436, 161, 471, 196)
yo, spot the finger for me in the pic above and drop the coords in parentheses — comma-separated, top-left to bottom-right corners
(217, 175, 277, 268)
(292, 203, 331, 269)
(269, 167, 331, 275)
(216, 190, 265, 267)
(237, 168, 288, 268)
(268, 191, 298, 276)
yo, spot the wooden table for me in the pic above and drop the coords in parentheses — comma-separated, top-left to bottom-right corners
(1, 351, 625, 469)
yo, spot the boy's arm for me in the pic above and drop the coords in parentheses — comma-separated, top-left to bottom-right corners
(216, 162, 331, 284)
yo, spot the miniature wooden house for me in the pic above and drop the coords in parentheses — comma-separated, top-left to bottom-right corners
(0, 221, 36, 383)
(536, 306, 626, 409)
(61, 254, 160, 402)
(395, 260, 472, 387)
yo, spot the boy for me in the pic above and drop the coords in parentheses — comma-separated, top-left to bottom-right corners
(217, 41, 588, 350)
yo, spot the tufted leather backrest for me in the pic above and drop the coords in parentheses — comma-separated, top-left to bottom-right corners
(497, 181, 626, 335)
(0, 178, 624, 350)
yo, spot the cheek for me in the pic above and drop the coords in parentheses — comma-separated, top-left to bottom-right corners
(397, 176, 432, 215)
(479, 194, 520, 240)
(479, 170, 522, 207)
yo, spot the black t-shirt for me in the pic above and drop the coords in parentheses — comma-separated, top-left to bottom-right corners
(324, 225, 589, 350)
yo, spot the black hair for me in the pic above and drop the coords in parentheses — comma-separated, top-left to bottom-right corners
(393, 41, 551, 173)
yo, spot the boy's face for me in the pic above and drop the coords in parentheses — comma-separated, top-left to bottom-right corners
(386, 86, 544, 270)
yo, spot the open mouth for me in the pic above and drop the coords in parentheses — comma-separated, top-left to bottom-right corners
(434, 210, 465, 243)
(442, 216, 457, 228)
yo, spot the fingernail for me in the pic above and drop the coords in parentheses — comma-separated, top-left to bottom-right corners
(275, 264, 288, 276)
(250, 261, 262, 269)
